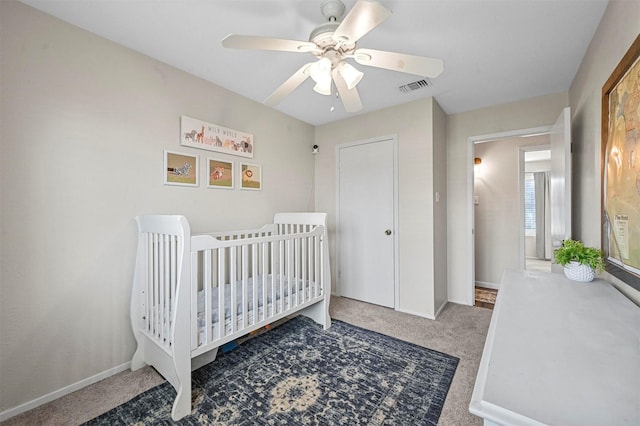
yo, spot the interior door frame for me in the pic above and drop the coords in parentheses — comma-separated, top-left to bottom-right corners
(519, 144, 551, 269)
(335, 134, 399, 307)
(467, 126, 551, 305)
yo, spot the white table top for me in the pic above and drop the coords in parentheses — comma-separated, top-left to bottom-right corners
(470, 269, 640, 426)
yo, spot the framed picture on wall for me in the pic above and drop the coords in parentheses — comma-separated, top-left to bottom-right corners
(207, 158, 234, 189)
(601, 34, 640, 289)
(240, 163, 262, 191)
(180, 115, 254, 158)
(164, 150, 198, 187)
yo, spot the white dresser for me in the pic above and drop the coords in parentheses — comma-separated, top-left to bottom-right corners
(469, 269, 640, 426)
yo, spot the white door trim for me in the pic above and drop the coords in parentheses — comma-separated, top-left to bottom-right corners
(335, 134, 399, 308)
(519, 144, 551, 270)
(467, 126, 551, 306)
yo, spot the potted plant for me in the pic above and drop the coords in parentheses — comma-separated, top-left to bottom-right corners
(553, 239, 605, 282)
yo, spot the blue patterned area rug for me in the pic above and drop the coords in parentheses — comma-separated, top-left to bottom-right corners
(86, 316, 459, 425)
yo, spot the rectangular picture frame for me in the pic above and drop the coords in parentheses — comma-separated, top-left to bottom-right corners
(164, 150, 198, 187)
(207, 157, 234, 189)
(601, 34, 640, 290)
(240, 162, 262, 191)
(180, 115, 254, 158)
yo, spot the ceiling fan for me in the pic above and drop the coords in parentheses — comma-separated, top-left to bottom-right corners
(222, 0, 443, 113)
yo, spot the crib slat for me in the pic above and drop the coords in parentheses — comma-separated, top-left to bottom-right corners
(162, 235, 169, 345)
(278, 240, 285, 312)
(241, 244, 248, 330)
(313, 233, 321, 297)
(302, 235, 308, 304)
(190, 251, 199, 349)
(271, 240, 277, 317)
(287, 238, 292, 310)
(145, 234, 151, 334)
(203, 249, 212, 345)
(251, 243, 258, 326)
(261, 242, 268, 322)
(320, 234, 325, 297)
(294, 236, 300, 306)
(279, 240, 284, 314)
(230, 247, 237, 334)
(169, 235, 176, 347)
(171, 236, 178, 344)
(218, 248, 225, 340)
(153, 234, 160, 338)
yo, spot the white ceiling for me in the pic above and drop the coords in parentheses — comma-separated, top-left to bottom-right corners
(19, 0, 608, 126)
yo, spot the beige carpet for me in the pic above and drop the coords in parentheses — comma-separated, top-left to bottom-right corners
(2, 297, 492, 426)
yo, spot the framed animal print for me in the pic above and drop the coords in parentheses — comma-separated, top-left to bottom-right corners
(164, 150, 198, 187)
(207, 158, 234, 189)
(180, 115, 254, 158)
(240, 163, 262, 191)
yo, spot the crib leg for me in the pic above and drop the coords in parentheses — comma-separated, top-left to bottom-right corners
(130, 347, 146, 371)
(192, 348, 219, 371)
(130, 333, 146, 371)
(171, 384, 192, 421)
(299, 297, 331, 330)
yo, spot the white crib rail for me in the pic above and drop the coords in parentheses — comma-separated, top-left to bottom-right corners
(190, 225, 326, 353)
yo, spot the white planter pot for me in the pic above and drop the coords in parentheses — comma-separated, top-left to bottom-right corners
(563, 261, 595, 282)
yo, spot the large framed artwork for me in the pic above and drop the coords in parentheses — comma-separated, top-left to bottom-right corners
(601, 34, 640, 290)
(180, 116, 254, 158)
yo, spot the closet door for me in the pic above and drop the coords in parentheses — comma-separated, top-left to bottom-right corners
(337, 136, 396, 308)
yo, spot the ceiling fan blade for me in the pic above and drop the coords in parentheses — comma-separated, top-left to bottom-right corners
(332, 68, 363, 112)
(222, 34, 319, 53)
(332, 0, 392, 45)
(353, 48, 444, 78)
(264, 63, 313, 106)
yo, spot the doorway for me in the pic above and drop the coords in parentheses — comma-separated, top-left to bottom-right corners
(472, 133, 551, 289)
(468, 108, 571, 304)
(523, 148, 552, 272)
(336, 135, 397, 308)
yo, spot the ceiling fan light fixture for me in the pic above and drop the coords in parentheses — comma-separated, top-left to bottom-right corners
(310, 57, 332, 95)
(337, 61, 363, 90)
(310, 57, 332, 82)
(313, 79, 332, 95)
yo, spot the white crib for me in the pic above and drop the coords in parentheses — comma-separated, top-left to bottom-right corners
(129, 213, 331, 421)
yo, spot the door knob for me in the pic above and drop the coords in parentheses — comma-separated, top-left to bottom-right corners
(385, 229, 392, 235)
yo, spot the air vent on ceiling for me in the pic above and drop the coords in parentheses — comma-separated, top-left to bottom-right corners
(398, 78, 432, 93)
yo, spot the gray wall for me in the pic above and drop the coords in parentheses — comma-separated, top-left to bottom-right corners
(447, 93, 569, 304)
(569, 0, 640, 303)
(314, 97, 448, 319)
(432, 100, 449, 313)
(0, 0, 314, 413)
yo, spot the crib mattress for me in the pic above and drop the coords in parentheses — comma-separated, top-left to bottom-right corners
(196, 274, 319, 345)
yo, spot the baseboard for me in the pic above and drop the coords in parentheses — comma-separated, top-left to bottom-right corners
(433, 300, 448, 319)
(475, 280, 500, 290)
(448, 297, 474, 306)
(0, 362, 131, 422)
(395, 307, 436, 320)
